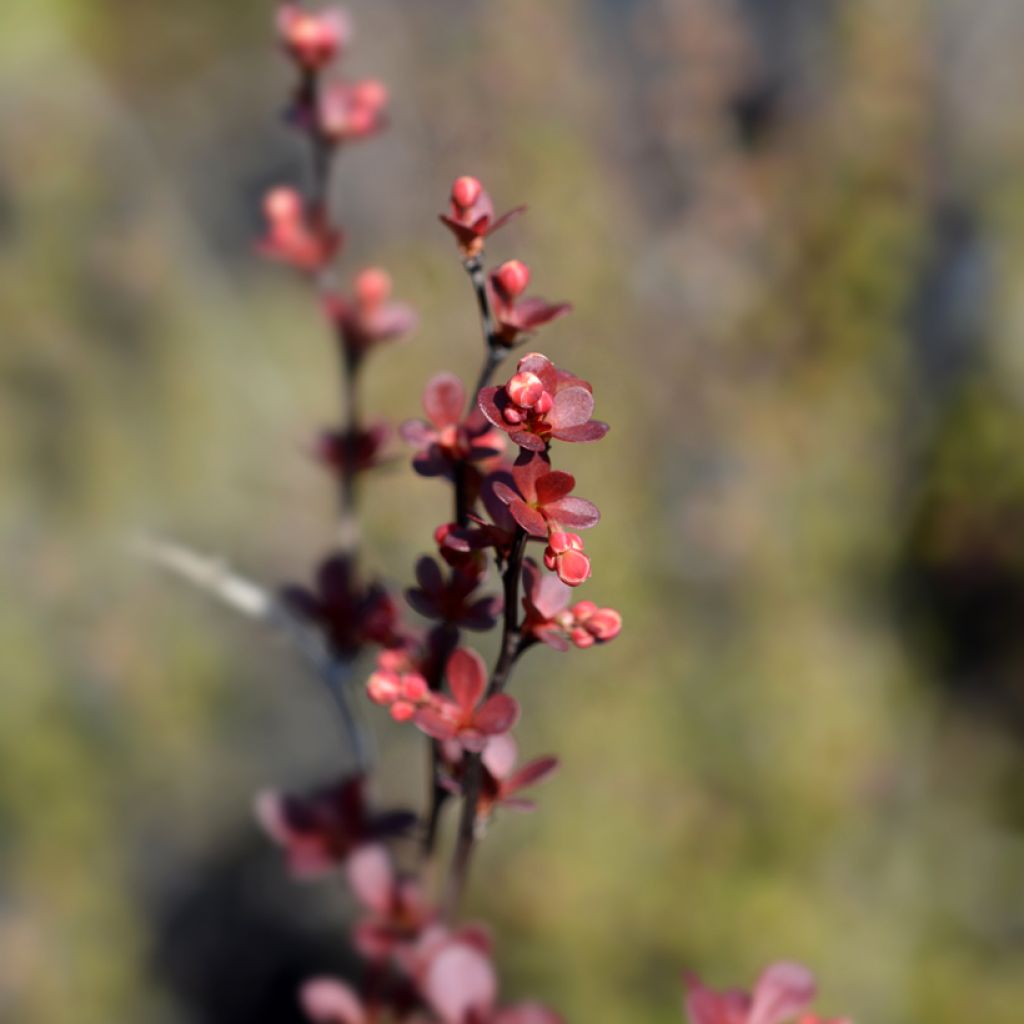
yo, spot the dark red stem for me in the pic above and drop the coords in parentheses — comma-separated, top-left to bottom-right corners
(442, 528, 528, 919)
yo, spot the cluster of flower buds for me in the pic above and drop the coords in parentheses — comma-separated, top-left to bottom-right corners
(317, 77, 389, 143)
(520, 561, 621, 651)
(258, 186, 342, 273)
(479, 353, 609, 451)
(324, 266, 417, 363)
(488, 260, 572, 346)
(368, 648, 520, 752)
(438, 176, 525, 259)
(277, 3, 387, 141)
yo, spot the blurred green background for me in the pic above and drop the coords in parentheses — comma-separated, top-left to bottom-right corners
(4, 0, 1024, 1021)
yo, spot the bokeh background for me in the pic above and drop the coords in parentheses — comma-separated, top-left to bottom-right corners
(4, 0, 1024, 1021)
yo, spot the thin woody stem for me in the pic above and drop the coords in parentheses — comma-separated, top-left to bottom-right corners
(442, 528, 529, 920)
(422, 254, 509, 862)
(298, 68, 362, 554)
(134, 534, 371, 772)
(463, 254, 508, 413)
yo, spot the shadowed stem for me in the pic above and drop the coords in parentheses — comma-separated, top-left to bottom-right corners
(337, 346, 363, 553)
(463, 254, 508, 412)
(421, 624, 459, 863)
(442, 528, 529, 920)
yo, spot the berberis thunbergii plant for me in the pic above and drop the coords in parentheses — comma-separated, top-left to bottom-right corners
(146, 6, 853, 1023)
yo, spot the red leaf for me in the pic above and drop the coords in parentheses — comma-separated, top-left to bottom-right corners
(424, 372, 464, 428)
(504, 755, 559, 795)
(552, 420, 609, 443)
(414, 705, 458, 742)
(475, 693, 520, 735)
(508, 498, 549, 538)
(548, 386, 594, 430)
(535, 470, 576, 506)
(447, 648, 487, 709)
(543, 496, 600, 529)
(516, 352, 558, 392)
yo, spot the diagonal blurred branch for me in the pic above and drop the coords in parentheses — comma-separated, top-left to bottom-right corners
(131, 532, 371, 771)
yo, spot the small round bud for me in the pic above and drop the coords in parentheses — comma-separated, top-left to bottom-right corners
(400, 673, 428, 703)
(533, 391, 553, 415)
(265, 187, 303, 221)
(451, 176, 483, 210)
(367, 671, 400, 706)
(353, 79, 388, 111)
(355, 267, 391, 308)
(502, 406, 525, 425)
(494, 260, 530, 299)
(506, 371, 545, 409)
(390, 700, 416, 722)
(545, 532, 590, 586)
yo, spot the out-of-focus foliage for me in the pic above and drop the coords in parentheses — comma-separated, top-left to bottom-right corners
(3, 1, 1024, 1022)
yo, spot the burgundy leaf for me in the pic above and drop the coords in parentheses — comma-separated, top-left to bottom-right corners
(534, 470, 576, 506)
(424, 372, 465, 428)
(543, 496, 601, 530)
(447, 648, 487, 710)
(477, 386, 506, 429)
(399, 419, 433, 447)
(516, 352, 558, 392)
(548, 386, 595, 431)
(509, 429, 547, 452)
(551, 420, 609, 443)
(415, 556, 443, 594)
(414, 706, 458, 742)
(507, 499, 549, 538)
(488, 205, 528, 233)
(511, 451, 550, 499)
(516, 298, 572, 330)
(475, 694, 520, 735)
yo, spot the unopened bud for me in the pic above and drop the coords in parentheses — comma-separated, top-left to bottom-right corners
(494, 259, 530, 299)
(355, 267, 391, 308)
(506, 371, 545, 408)
(451, 176, 483, 210)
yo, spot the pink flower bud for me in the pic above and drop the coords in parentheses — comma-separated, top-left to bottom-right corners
(546, 531, 581, 555)
(265, 186, 303, 222)
(451, 175, 483, 210)
(353, 79, 388, 111)
(533, 391, 553, 415)
(506, 371, 545, 409)
(390, 700, 416, 722)
(400, 673, 429, 703)
(544, 532, 591, 586)
(494, 259, 530, 300)
(502, 406, 525, 425)
(570, 601, 622, 645)
(278, 6, 349, 71)
(367, 670, 400, 706)
(355, 267, 391, 308)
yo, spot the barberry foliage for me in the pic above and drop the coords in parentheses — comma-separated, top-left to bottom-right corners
(217, 5, 853, 1023)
